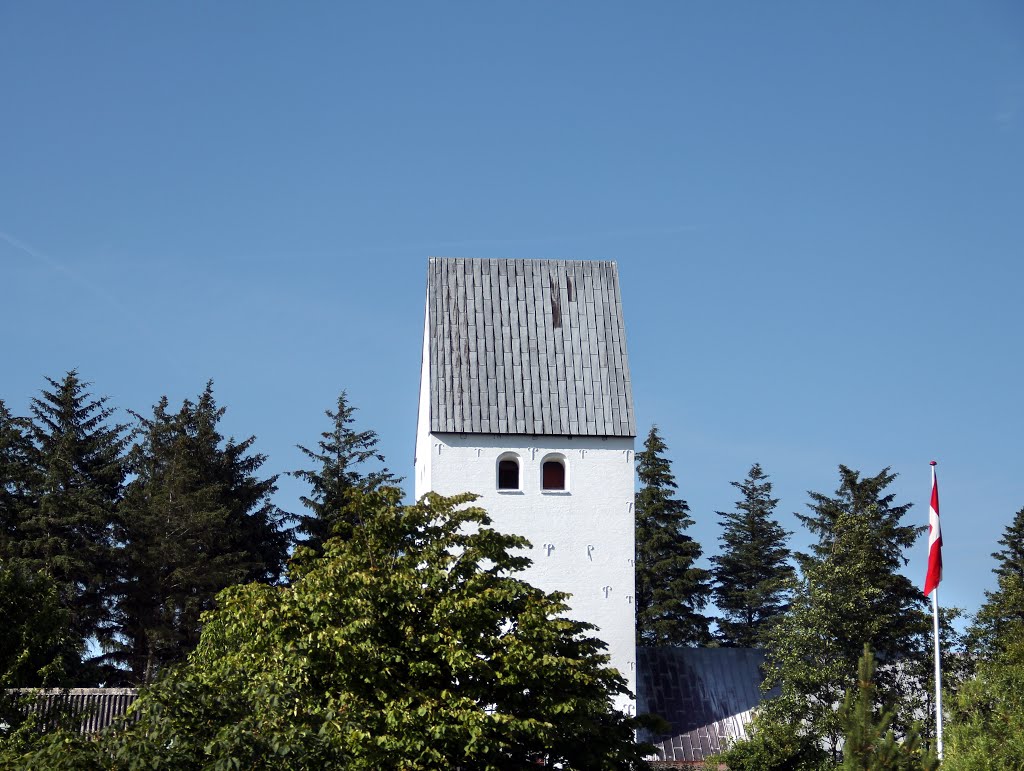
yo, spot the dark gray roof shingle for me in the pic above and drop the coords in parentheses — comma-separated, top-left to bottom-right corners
(637, 647, 772, 764)
(427, 258, 635, 437)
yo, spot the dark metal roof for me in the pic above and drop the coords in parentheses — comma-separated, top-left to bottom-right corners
(13, 688, 138, 733)
(637, 647, 772, 764)
(426, 257, 635, 437)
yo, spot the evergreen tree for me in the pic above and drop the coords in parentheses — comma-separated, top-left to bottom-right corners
(970, 505, 1024, 655)
(16, 373, 126, 681)
(757, 466, 929, 760)
(711, 463, 794, 647)
(795, 466, 927, 668)
(634, 426, 711, 646)
(0, 401, 36, 560)
(291, 392, 397, 554)
(111, 383, 290, 684)
(943, 620, 1024, 771)
(838, 644, 938, 771)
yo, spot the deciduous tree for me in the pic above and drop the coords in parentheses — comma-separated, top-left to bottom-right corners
(10, 489, 653, 770)
(0, 562, 75, 686)
(0, 561, 80, 755)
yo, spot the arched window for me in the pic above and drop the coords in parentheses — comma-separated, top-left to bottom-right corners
(497, 455, 520, 490)
(541, 456, 566, 491)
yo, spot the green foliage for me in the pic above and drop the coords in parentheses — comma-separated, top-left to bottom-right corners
(945, 506, 1024, 770)
(9, 489, 651, 769)
(711, 712, 829, 771)
(0, 562, 74, 688)
(838, 644, 937, 771)
(0, 401, 35, 560)
(943, 621, 1024, 771)
(7, 372, 127, 683)
(1, 730, 107, 770)
(0, 561, 78, 747)
(291, 391, 398, 554)
(759, 467, 929, 760)
(970, 505, 1024, 656)
(634, 426, 711, 646)
(109, 383, 290, 684)
(710, 463, 794, 647)
(903, 604, 969, 742)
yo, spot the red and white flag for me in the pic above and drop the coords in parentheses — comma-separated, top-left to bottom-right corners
(923, 461, 942, 596)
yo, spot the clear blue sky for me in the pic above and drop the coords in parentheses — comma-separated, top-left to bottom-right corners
(3, 2, 1022, 622)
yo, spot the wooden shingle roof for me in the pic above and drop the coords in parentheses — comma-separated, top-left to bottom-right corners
(427, 257, 635, 437)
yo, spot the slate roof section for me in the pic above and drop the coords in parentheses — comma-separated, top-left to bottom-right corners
(14, 688, 138, 733)
(427, 257, 635, 437)
(637, 647, 772, 765)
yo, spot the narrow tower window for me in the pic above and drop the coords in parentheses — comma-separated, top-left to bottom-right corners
(497, 457, 520, 490)
(542, 459, 566, 491)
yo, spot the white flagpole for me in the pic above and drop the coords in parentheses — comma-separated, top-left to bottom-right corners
(931, 585, 943, 760)
(927, 460, 944, 760)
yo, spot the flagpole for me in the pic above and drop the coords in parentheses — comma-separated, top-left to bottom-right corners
(926, 460, 944, 761)
(931, 584, 943, 760)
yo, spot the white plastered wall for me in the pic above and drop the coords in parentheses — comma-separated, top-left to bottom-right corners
(419, 430, 637, 712)
(413, 300, 432, 497)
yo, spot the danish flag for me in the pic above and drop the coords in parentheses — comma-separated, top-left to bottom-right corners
(923, 462, 942, 596)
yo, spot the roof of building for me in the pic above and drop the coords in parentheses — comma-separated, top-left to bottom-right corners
(637, 647, 773, 765)
(13, 688, 138, 733)
(426, 257, 635, 437)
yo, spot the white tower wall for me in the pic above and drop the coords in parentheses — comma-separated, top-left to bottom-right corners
(415, 257, 637, 713)
(417, 431, 637, 708)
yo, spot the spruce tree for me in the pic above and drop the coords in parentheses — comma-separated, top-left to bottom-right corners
(711, 463, 794, 647)
(634, 426, 711, 646)
(795, 466, 927, 668)
(943, 620, 1024, 770)
(971, 505, 1024, 655)
(112, 383, 290, 684)
(291, 392, 397, 554)
(17, 373, 126, 681)
(0, 401, 36, 560)
(758, 466, 929, 760)
(839, 644, 938, 771)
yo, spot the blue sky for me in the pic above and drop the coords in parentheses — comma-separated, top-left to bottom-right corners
(2, 2, 1022, 622)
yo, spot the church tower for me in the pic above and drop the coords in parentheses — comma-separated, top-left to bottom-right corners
(414, 258, 637, 710)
